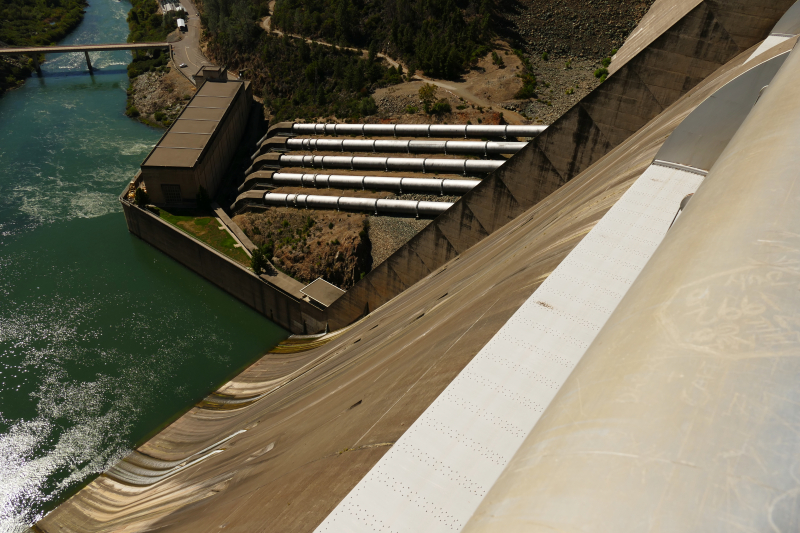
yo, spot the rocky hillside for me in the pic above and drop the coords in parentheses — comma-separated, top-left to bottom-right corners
(235, 209, 372, 290)
(501, 0, 657, 59)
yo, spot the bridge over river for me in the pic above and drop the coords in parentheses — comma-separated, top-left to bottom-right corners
(0, 42, 170, 73)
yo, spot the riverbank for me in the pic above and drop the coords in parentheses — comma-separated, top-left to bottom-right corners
(124, 0, 193, 127)
(0, 0, 88, 96)
(126, 63, 195, 127)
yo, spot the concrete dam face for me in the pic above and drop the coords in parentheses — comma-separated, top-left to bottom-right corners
(37, 0, 800, 531)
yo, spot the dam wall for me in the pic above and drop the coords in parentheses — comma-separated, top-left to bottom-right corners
(121, 196, 326, 334)
(38, 10, 800, 527)
(322, 0, 796, 331)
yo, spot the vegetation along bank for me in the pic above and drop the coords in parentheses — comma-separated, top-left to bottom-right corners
(124, 0, 194, 127)
(0, 0, 88, 96)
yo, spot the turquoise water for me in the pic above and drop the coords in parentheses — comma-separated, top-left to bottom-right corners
(0, 1, 287, 530)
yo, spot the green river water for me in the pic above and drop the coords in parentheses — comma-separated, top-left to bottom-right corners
(0, 1, 287, 530)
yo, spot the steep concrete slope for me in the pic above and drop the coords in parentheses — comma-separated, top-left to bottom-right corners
(610, 0, 703, 74)
(36, 34, 795, 533)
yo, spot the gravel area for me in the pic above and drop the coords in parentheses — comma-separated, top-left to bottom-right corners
(368, 216, 432, 267)
(387, 193, 461, 203)
(501, 0, 656, 59)
(367, 192, 458, 266)
(518, 56, 602, 124)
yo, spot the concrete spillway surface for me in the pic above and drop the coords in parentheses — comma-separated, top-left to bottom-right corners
(314, 162, 707, 533)
(284, 138, 527, 155)
(288, 123, 547, 139)
(263, 192, 452, 217)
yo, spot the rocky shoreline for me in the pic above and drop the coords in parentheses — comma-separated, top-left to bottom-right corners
(126, 64, 195, 128)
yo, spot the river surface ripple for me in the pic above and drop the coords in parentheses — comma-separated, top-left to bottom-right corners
(0, 2, 287, 530)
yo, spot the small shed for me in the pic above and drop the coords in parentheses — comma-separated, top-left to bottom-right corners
(300, 278, 345, 308)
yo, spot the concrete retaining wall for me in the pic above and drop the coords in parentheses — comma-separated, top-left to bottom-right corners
(121, 196, 326, 334)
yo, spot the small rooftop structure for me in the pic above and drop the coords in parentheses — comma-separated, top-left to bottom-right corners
(300, 278, 345, 307)
(193, 65, 227, 89)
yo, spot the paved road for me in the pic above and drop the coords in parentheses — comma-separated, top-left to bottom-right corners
(169, 0, 238, 82)
(169, 0, 212, 79)
(0, 42, 169, 55)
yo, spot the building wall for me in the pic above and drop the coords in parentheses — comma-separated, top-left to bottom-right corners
(141, 167, 196, 204)
(194, 83, 251, 198)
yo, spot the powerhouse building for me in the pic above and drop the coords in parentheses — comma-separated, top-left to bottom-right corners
(139, 76, 251, 205)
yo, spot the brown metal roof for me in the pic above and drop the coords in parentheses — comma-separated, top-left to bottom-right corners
(159, 132, 211, 149)
(178, 107, 227, 121)
(169, 120, 218, 134)
(141, 80, 244, 169)
(143, 148, 202, 168)
(198, 81, 240, 97)
(189, 96, 232, 109)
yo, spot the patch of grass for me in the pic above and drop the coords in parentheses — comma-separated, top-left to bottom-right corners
(158, 207, 250, 267)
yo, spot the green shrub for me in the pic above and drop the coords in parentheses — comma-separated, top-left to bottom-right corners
(491, 51, 505, 68)
(404, 105, 419, 114)
(251, 240, 274, 275)
(154, 111, 165, 121)
(419, 83, 438, 113)
(134, 187, 150, 206)
(513, 49, 537, 99)
(0, 0, 87, 96)
(541, 51, 549, 61)
(515, 74, 537, 99)
(125, 105, 140, 117)
(359, 97, 378, 116)
(430, 99, 451, 115)
(594, 67, 609, 82)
